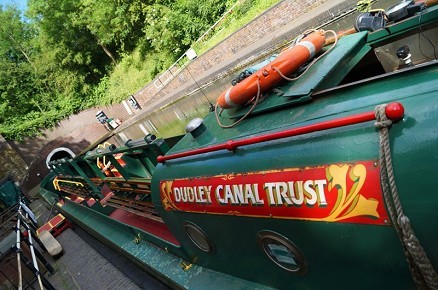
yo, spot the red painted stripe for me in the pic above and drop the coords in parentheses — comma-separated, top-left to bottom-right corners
(109, 209, 180, 245)
(157, 102, 404, 163)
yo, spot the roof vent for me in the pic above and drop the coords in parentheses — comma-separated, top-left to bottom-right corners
(186, 118, 206, 138)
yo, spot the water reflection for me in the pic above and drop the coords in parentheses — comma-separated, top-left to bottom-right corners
(109, 74, 234, 146)
(110, 0, 400, 145)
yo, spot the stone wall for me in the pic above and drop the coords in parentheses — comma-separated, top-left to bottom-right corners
(14, 104, 131, 165)
(12, 105, 132, 192)
(0, 135, 28, 182)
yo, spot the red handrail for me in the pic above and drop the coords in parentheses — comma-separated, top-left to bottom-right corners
(157, 102, 404, 163)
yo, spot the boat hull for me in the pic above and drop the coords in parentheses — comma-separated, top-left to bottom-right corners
(152, 63, 438, 289)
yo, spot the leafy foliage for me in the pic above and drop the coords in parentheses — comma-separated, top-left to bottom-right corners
(0, 0, 280, 140)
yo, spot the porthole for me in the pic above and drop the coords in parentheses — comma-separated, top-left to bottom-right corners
(184, 222, 214, 254)
(257, 231, 308, 275)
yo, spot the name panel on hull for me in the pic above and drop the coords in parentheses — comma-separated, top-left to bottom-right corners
(160, 161, 389, 225)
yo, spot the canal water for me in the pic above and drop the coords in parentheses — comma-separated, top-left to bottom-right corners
(113, 75, 233, 145)
(109, 0, 400, 146)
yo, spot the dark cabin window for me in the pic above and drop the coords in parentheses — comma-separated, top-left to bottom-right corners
(339, 22, 438, 86)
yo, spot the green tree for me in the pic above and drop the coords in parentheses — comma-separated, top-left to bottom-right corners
(0, 4, 90, 140)
(75, 0, 149, 63)
(0, 0, 243, 140)
(27, 0, 110, 83)
(144, 0, 230, 56)
(0, 6, 36, 69)
(0, 7, 40, 122)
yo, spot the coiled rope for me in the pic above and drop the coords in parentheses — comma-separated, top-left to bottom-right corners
(375, 104, 438, 289)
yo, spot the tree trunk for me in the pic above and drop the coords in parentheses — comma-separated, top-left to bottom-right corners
(100, 43, 117, 65)
(7, 34, 37, 71)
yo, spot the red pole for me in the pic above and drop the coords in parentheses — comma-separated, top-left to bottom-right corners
(157, 102, 404, 163)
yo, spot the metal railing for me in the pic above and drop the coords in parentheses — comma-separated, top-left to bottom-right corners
(153, 1, 240, 89)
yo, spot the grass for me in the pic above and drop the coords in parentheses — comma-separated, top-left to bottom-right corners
(104, 49, 175, 104)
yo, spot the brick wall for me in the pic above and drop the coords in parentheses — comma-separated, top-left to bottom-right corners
(12, 105, 132, 192)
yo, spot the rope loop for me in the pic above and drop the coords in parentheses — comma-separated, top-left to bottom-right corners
(374, 119, 392, 129)
(376, 103, 438, 289)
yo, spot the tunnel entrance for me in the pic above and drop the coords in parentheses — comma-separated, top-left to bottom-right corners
(45, 147, 75, 169)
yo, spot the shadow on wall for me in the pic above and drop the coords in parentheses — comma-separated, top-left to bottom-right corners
(20, 137, 92, 193)
(12, 123, 108, 166)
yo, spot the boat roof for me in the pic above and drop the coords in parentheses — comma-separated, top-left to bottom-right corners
(218, 5, 438, 120)
(162, 5, 438, 157)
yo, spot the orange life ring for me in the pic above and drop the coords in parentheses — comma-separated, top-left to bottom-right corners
(217, 30, 326, 109)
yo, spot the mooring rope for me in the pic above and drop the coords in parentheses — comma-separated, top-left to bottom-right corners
(375, 104, 438, 289)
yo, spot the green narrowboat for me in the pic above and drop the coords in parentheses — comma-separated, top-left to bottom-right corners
(39, 2, 438, 289)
